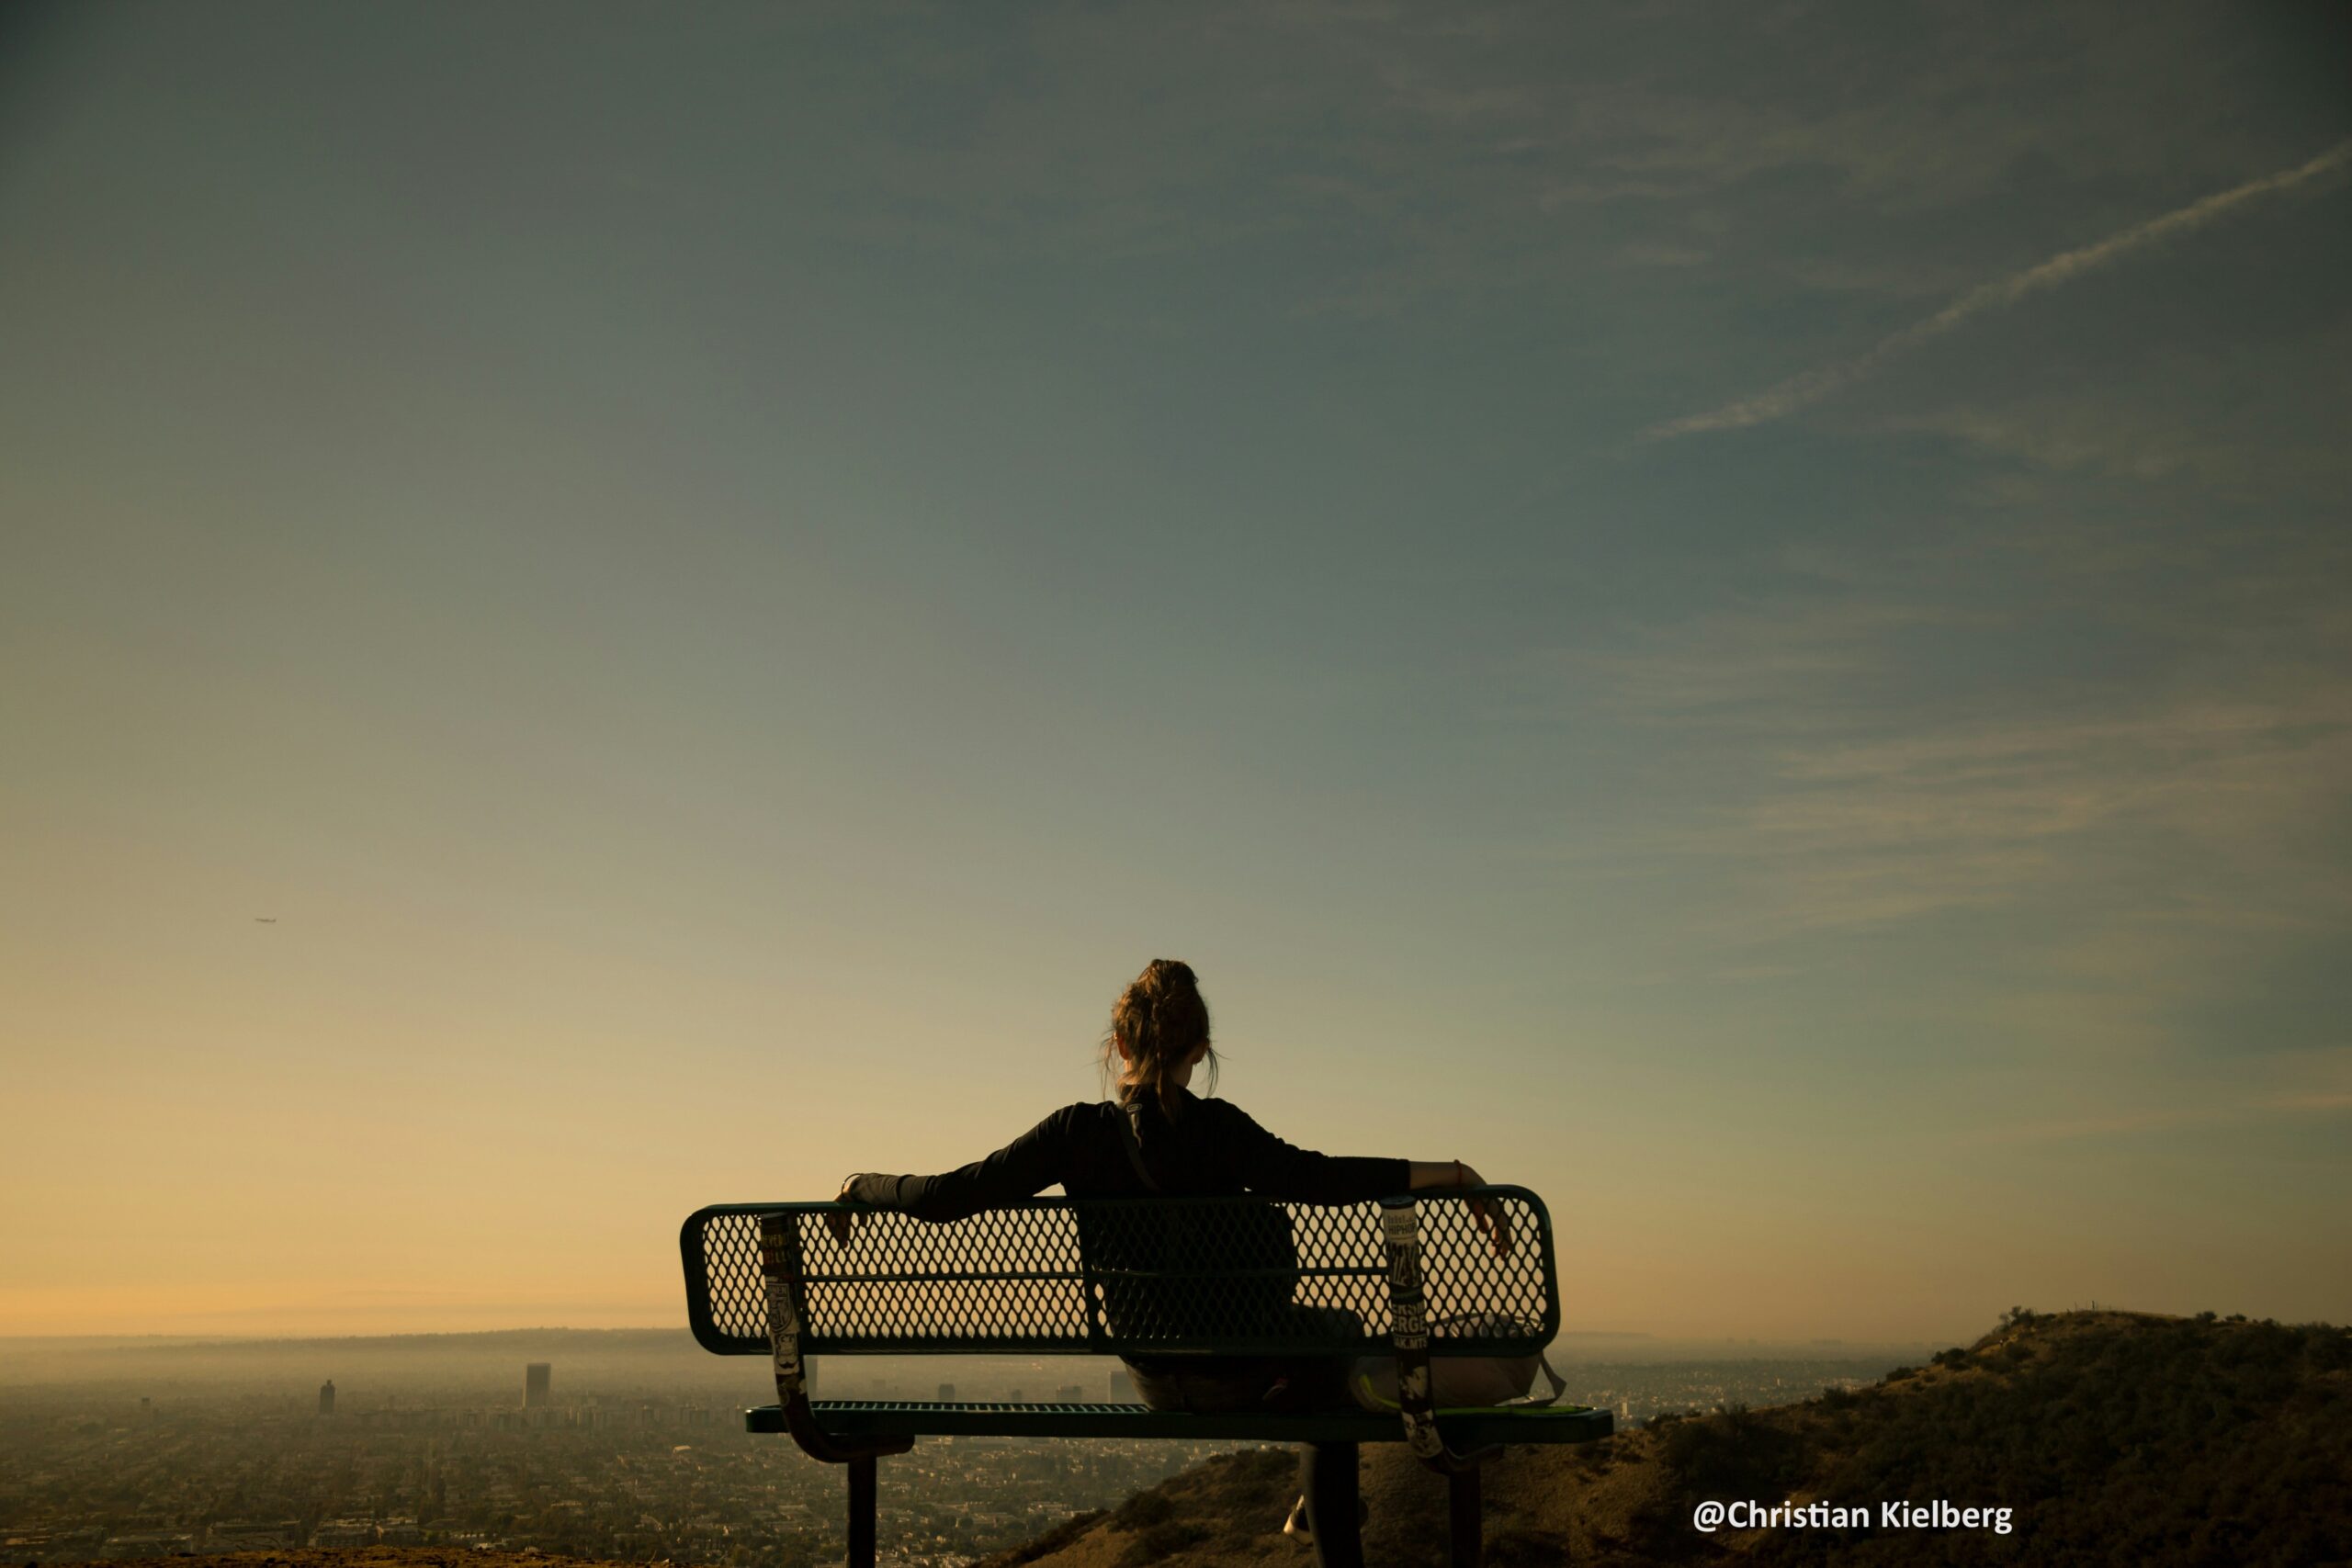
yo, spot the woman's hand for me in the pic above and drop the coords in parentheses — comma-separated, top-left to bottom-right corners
(1408, 1160, 1514, 1258)
(1453, 1163, 1513, 1258)
(825, 1177, 864, 1245)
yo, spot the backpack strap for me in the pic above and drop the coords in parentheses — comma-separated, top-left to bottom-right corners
(1512, 1351, 1571, 1408)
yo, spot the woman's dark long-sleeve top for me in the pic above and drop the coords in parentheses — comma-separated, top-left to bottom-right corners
(842, 1089, 1408, 1217)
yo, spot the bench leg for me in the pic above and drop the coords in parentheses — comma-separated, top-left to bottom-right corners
(1447, 1462, 1482, 1568)
(1301, 1441, 1363, 1568)
(846, 1454, 876, 1568)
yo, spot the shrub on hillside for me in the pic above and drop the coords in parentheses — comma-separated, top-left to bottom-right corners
(1116, 1520, 1208, 1565)
(1112, 1490, 1175, 1530)
(1656, 1404, 1809, 1499)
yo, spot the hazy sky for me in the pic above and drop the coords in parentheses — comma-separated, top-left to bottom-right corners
(4, 1, 2346, 1345)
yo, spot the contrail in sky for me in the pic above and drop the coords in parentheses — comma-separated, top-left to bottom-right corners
(1643, 140, 2352, 441)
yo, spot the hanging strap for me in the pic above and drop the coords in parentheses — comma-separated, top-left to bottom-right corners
(755, 1210, 911, 1468)
(1379, 1197, 1446, 1461)
(1512, 1351, 1571, 1408)
(757, 1212, 808, 1402)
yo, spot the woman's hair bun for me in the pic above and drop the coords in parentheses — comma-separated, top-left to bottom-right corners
(1104, 959, 1215, 1115)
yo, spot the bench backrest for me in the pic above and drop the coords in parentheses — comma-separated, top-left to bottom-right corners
(680, 1189, 1559, 1360)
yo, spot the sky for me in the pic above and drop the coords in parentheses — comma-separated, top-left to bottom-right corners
(3, 0, 2346, 1346)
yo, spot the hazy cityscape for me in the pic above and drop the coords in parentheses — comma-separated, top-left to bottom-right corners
(0, 1331, 1925, 1568)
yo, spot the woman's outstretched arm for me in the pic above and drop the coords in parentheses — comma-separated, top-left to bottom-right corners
(827, 1105, 1080, 1236)
(1216, 1107, 1513, 1257)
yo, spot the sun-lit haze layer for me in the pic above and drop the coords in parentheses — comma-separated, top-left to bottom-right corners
(4, 2, 2347, 1345)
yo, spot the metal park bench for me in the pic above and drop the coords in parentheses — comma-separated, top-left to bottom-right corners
(679, 1188, 1611, 1568)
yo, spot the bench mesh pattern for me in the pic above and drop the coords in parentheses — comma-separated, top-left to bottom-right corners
(683, 1191, 1556, 1359)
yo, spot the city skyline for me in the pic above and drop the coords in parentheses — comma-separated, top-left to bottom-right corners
(0, 1333, 1913, 1564)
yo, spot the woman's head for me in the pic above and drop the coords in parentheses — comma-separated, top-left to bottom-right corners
(1104, 958, 1215, 1115)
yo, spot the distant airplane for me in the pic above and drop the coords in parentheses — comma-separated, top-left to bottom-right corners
(254, 917, 277, 923)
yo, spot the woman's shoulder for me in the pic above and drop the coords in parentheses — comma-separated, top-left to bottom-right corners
(1170, 1090, 1263, 1139)
(1035, 1100, 1131, 1160)
(1042, 1100, 1120, 1133)
(1185, 1089, 1255, 1122)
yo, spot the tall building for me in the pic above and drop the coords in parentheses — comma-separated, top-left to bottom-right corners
(937, 1382, 956, 1402)
(317, 1380, 335, 1417)
(524, 1362, 551, 1408)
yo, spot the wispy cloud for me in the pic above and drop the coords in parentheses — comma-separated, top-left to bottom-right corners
(1645, 141, 2352, 440)
(1556, 600, 1991, 725)
(1873, 312, 2352, 500)
(1538, 541, 2352, 944)
(1700, 687, 2352, 934)
(1971, 1090, 2352, 1145)
(1957, 1040, 2352, 1145)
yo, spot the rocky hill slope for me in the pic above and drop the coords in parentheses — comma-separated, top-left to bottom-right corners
(976, 1309, 2352, 1568)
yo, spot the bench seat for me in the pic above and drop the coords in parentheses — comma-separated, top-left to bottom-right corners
(747, 1397, 1612, 1446)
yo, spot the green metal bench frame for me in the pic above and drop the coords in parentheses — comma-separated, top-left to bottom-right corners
(679, 1188, 1611, 1568)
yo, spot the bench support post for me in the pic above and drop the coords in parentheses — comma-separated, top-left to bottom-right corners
(845, 1454, 876, 1568)
(1447, 1461, 1482, 1568)
(1303, 1441, 1363, 1568)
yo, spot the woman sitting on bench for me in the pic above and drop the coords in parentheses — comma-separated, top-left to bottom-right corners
(830, 956, 1507, 1417)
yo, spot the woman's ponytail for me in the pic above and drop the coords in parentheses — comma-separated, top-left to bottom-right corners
(1103, 958, 1215, 1117)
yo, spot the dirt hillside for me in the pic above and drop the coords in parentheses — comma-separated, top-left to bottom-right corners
(977, 1309, 2352, 1568)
